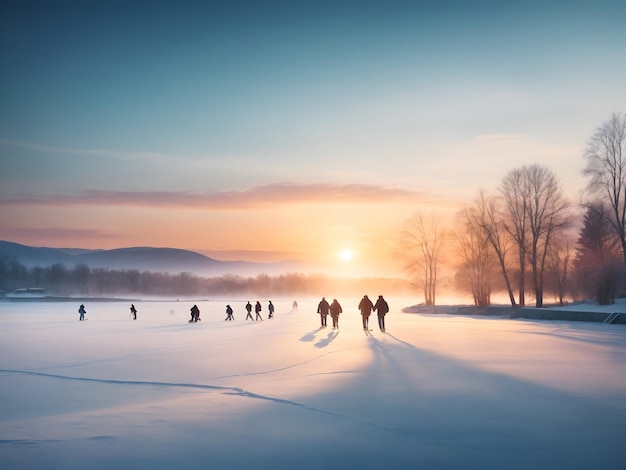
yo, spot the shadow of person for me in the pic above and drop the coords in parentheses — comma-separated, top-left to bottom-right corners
(315, 330, 339, 349)
(299, 327, 323, 342)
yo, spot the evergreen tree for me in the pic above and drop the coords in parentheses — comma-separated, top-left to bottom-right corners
(573, 202, 622, 304)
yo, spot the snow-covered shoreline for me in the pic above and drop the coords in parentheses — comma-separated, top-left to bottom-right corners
(403, 298, 626, 324)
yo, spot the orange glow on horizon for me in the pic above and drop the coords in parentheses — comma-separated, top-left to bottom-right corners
(0, 196, 448, 279)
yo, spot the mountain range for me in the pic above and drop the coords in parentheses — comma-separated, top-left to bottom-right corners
(0, 240, 307, 277)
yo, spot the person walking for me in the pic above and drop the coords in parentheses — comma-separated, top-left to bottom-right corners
(78, 304, 86, 321)
(225, 304, 234, 321)
(373, 295, 389, 332)
(317, 297, 330, 328)
(329, 298, 342, 329)
(245, 301, 254, 320)
(358, 295, 374, 331)
(268, 300, 275, 319)
(130, 304, 137, 320)
(255, 301, 263, 321)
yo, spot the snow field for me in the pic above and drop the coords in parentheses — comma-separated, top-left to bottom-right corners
(1, 298, 625, 469)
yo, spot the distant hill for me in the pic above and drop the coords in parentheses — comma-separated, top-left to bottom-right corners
(0, 241, 306, 277)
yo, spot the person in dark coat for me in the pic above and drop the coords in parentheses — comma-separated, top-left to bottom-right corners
(329, 298, 342, 329)
(268, 300, 275, 319)
(358, 295, 374, 330)
(373, 295, 389, 332)
(130, 304, 137, 320)
(225, 304, 234, 321)
(255, 301, 263, 321)
(190, 304, 200, 322)
(317, 297, 330, 328)
(78, 304, 86, 321)
(245, 301, 253, 320)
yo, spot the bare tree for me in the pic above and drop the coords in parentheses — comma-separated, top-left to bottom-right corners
(499, 170, 530, 306)
(456, 204, 494, 306)
(400, 213, 446, 305)
(524, 165, 569, 307)
(583, 112, 626, 266)
(467, 190, 517, 306)
(500, 165, 569, 307)
(545, 232, 576, 306)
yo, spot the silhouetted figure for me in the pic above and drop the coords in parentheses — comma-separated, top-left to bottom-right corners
(245, 301, 254, 320)
(373, 295, 389, 332)
(190, 304, 200, 323)
(358, 295, 374, 331)
(255, 301, 263, 321)
(329, 298, 342, 329)
(268, 300, 275, 319)
(78, 304, 86, 321)
(225, 304, 234, 321)
(317, 297, 330, 328)
(292, 300, 298, 312)
(130, 304, 137, 320)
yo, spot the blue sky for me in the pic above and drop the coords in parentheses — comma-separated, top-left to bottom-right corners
(1, 0, 625, 274)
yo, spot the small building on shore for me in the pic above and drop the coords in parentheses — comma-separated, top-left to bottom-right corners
(5, 287, 47, 301)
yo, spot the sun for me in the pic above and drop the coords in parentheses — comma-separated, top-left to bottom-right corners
(339, 249, 354, 261)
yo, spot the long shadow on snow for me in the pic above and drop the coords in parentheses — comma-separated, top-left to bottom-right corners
(2, 324, 625, 470)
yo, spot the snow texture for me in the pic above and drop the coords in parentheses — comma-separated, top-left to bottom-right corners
(1, 298, 625, 469)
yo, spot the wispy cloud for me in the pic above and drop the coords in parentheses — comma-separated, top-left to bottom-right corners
(0, 138, 175, 164)
(0, 227, 122, 242)
(1, 182, 432, 209)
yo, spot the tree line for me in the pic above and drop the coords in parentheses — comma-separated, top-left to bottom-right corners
(0, 259, 413, 298)
(399, 112, 626, 307)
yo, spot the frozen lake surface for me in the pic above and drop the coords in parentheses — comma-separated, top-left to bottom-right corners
(1, 298, 625, 469)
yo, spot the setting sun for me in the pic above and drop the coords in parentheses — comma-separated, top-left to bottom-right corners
(339, 249, 355, 261)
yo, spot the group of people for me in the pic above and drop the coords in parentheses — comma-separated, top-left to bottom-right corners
(317, 294, 389, 332)
(242, 300, 275, 321)
(358, 294, 389, 332)
(316, 297, 343, 329)
(79, 303, 138, 321)
(79, 296, 390, 331)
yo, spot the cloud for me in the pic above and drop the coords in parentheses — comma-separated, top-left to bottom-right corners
(0, 138, 176, 164)
(0, 182, 434, 209)
(0, 227, 122, 243)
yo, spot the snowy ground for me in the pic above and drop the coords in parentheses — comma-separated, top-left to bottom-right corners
(1, 297, 625, 470)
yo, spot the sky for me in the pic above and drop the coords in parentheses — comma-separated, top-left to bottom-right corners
(1, 0, 625, 276)
(1, 299, 625, 469)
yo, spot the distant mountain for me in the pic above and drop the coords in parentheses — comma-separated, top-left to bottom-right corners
(74, 246, 223, 273)
(0, 241, 308, 277)
(0, 241, 81, 267)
